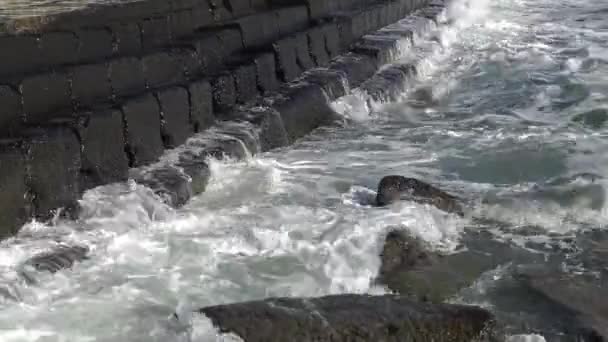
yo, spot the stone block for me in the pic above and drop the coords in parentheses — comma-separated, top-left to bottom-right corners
(217, 27, 244, 56)
(301, 68, 348, 101)
(275, 5, 309, 36)
(20, 71, 71, 124)
(78, 109, 129, 190)
(121, 93, 164, 166)
(142, 51, 187, 89)
(223, 107, 289, 152)
(134, 166, 192, 207)
(293, 32, 316, 71)
(254, 52, 280, 94)
(110, 22, 142, 56)
(211, 72, 237, 114)
(156, 87, 193, 148)
(328, 53, 377, 88)
(77, 28, 114, 62)
(169, 9, 197, 38)
(323, 22, 341, 58)
(0, 140, 29, 238)
(141, 16, 172, 51)
(273, 36, 301, 82)
(39, 31, 79, 66)
(0, 35, 41, 76)
(225, 0, 252, 16)
(0, 86, 23, 136)
(109, 57, 146, 98)
(176, 153, 210, 195)
(193, 31, 224, 71)
(235, 12, 279, 48)
(271, 83, 337, 142)
(233, 62, 258, 104)
(188, 79, 215, 132)
(70, 63, 112, 109)
(191, 4, 214, 28)
(24, 125, 81, 220)
(308, 26, 331, 67)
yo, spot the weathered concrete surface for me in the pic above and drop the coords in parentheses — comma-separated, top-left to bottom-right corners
(376, 175, 464, 216)
(199, 294, 499, 342)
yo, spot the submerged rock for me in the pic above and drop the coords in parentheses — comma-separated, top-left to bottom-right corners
(376, 175, 464, 215)
(378, 229, 540, 303)
(199, 294, 498, 342)
(20, 245, 89, 283)
(514, 266, 607, 341)
(572, 108, 608, 129)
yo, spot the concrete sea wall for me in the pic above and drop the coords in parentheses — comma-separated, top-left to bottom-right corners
(0, 0, 445, 237)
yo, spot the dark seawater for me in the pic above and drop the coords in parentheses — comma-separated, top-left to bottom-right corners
(0, 0, 607, 340)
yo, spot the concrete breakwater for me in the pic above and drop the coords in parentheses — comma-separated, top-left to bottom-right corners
(0, 0, 444, 237)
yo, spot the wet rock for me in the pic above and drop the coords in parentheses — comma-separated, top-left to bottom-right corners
(408, 86, 439, 108)
(378, 229, 540, 303)
(572, 108, 608, 129)
(199, 294, 499, 342)
(176, 154, 211, 196)
(376, 175, 464, 216)
(514, 266, 608, 340)
(20, 245, 89, 283)
(134, 166, 193, 207)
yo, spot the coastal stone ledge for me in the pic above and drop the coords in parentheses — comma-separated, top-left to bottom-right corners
(0, 0, 446, 237)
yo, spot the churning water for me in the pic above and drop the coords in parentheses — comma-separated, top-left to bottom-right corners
(1, 0, 607, 340)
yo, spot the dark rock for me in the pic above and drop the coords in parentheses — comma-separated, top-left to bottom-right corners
(308, 26, 331, 67)
(328, 53, 377, 89)
(110, 22, 143, 56)
(214, 120, 260, 155)
(378, 229, 539, 304)
(121, 93, 164, 167)
(322, 22, 341, 58)
(253, 52, 281, 94)
(70, 63, 112, 109)
(19, 245, 89, 284)
(141, 16, 172, 51)
(0, 140, 30, 238)
(273, 36, 302, 83)
(156, 86, 193, 148)
(376, 175, 464, 215)
(0, 85, 23, 136)
(293, 32, 316, 71)
(211, 72, 237, 114)
(188, 134, 248, 161)
(176, 154, 211, 195)
(20, 71, 72, 124)
(362, 64, 417, 102)
(142, 51, 187, 89)
(134, 166, 193, 207)
(271, 82, 338, 142)
(223, 106, 289, 152)
(514, 266, 608, 340)
(109, 57, 146, 98)
(23, 245, 89, 274)
(39, 31, 79, 66)
(188, 80, 215, 132)
(235, 11, 279, 49)
(78, 109, 129, 190)
(275, 5, 310, 36)
(300, 68, 348, 101)
(76, 28, 114, 62)
(199, 294, 498, 342)
(0, 35, 41, 77)
(572, 108, 608, 129)
(24, 125, 81, 220)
